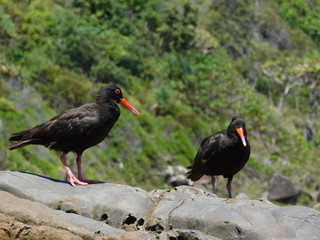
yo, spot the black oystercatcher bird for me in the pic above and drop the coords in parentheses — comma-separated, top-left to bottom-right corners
(9, 85, 140, 186)
(187, 116, 250, 198)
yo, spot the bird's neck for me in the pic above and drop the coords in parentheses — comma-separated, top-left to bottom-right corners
(96, 100, 120, 120)
(96, 97, 117, 106)
(226, 127, 234, 137)
(95, 99, 120, 116)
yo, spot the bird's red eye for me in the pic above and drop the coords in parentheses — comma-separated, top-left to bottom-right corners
(115, 89, 121, 94)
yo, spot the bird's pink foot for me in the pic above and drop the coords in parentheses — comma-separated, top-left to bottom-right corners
(77, 178, 99, 184)
(60, 153, 88, 186)
(68, 174, 88, 186)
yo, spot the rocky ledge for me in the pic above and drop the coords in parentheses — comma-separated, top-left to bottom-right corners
(0, 171, 319, 240)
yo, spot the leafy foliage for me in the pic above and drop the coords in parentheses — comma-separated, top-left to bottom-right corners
(0, 0, 319, 203)
(278, 0, 320, 43)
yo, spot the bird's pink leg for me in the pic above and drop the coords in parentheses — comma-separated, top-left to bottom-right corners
(211, 176, 216, 193)
(60, 154, 88, 186)
(76, 155, 99, 184)
(226, 176, 233, 198)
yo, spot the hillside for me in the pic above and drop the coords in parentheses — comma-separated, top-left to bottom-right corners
(0, 0, 320, 204)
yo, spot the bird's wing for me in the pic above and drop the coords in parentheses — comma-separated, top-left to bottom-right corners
(194, 130, 228, 162)
(187, 131, 227, 180)
(29, 104, 101, 141)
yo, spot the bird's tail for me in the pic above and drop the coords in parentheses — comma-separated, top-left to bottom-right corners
(186, 166, 204, 181)
(9, 140, 33, 150)
(9, 129, 35, 150)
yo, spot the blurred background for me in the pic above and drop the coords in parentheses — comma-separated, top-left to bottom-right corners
(0, 0, 319, 207)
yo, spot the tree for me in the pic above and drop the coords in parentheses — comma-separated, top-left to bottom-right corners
(262, 58, 304, 115)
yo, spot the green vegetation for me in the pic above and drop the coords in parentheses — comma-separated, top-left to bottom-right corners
(0, 0, 319, 204)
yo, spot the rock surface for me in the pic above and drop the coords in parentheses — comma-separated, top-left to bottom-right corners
(160, 165, 193, 187)
(267, 174, 300, 204)
(1, 171, 320, 240)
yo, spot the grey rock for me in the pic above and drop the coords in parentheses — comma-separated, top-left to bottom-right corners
(300, 173, 315, 186)
(151, 187, 279, 240)
(0, 171, 153, 230)
(0, 190, 124, 240)
(235, 192, 250, 200)
(272, 206, 320, 240)
(267, 174, 300, 204)
(105, 231, 156, 240)
(161, 165, 193, 187)
(1, 171, 320, 240)
(166, 229, 222, 240)
(0, 220, 84, 240)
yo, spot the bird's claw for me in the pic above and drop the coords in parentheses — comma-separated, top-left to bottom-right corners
(69, 175, 88, 186)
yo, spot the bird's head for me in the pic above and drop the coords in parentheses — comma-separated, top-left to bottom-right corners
(97, 85, 140, 115)
(229, 116, 247, 147)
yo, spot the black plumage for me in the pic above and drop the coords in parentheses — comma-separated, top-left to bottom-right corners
(9, 85, 140, 186)
(187, 116, 250, 198)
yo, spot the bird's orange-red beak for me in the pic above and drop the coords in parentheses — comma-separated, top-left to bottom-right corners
(119, 98, 141, 115)
(236, 127, 247, 147)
